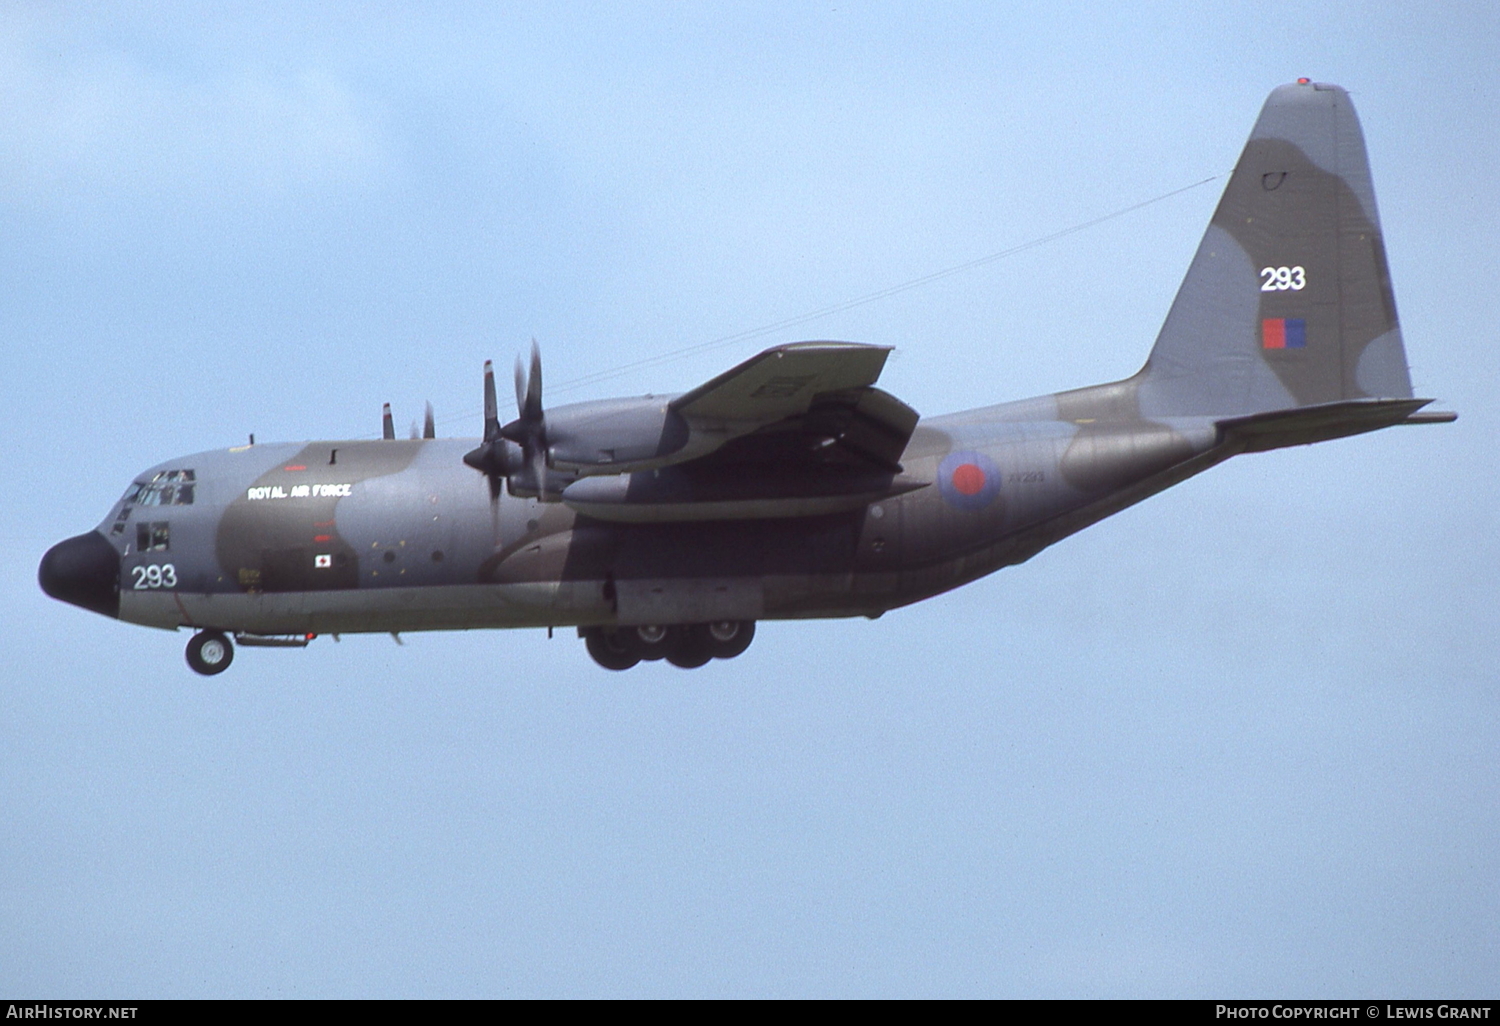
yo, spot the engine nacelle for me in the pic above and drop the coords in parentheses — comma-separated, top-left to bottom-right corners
(544, 396, 692, 474)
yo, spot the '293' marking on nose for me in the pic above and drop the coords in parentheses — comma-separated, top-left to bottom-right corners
(131, 564, 177, 589)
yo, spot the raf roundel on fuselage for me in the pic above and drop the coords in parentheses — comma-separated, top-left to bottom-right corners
(938, 451, 1002, 511)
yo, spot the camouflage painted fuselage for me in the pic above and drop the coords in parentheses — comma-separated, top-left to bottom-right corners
(103, 387, 1222, 638)
(42, 81, 1454, 662)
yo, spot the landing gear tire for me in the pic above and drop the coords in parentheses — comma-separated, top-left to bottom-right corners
(706, 620, 755, 660)
(666, 625, 714, 669)
(584, 627, 641, 671)
(186, 630, 234, 676)
(626, 624, 678, 662)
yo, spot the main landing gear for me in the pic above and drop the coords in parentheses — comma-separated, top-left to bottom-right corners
(185, 629, 234, 676)
(581, 621, 756, 671)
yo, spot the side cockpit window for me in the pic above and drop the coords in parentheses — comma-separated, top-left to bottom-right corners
(128, 469, 196, 507)
(136, 522, 170, 552)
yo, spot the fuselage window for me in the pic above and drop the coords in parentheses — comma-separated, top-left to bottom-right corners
(128, 469, 196, 507)
(136, 521, 170, 552)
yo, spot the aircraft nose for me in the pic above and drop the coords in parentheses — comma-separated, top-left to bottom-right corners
(39, 531, 121, 619)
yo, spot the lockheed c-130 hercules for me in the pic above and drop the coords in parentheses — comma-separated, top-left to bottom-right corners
(40, 81, 1454, 674)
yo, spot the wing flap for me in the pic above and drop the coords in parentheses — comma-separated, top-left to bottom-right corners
(830, 387, 921, 470)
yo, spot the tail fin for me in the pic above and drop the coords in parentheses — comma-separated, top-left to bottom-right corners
(1139, 81, 1415, 419)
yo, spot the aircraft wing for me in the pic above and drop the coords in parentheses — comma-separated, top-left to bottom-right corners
(668, 341, 918, 471)
(672, 341, 893, 423)
(552, 341, 925, 521)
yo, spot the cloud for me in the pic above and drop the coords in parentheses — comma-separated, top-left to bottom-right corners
(0, 13, 384, 209)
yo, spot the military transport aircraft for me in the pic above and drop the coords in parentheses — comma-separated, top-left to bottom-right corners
(40, 81, 1454, 674)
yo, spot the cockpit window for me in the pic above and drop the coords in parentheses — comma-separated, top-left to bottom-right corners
(126, 469, 196, 507)
(136, 521, 170, 552)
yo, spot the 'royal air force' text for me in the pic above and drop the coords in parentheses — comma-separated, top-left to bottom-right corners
(247, 483, 353, 501)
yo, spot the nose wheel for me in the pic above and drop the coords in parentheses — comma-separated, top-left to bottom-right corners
(185, 630, 234, 676)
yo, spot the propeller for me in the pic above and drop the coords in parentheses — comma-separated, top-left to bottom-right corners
(411, 401, 435, 440)
(463, 342, 553, 500)
(507, 341, 544, 441)
(382, 403, 395, 440)
(463, 361, 508, 499)
(501, 341, 551, 498)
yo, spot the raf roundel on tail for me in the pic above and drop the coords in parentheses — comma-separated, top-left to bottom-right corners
(39, 81, 1454, 674)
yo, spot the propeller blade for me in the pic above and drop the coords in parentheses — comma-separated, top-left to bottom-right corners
(501, 341, 547, 445)
(409, 420, 419, 440)
(482, 360, 500, 443)
(524, 339, 543, 424)
(423, 401, 436, 439)
(513, 355, 527, 420)
(382, 403, 395, 441)
(466, 360, 514, 504)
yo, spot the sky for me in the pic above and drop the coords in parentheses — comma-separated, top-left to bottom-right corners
(3, 1, 1497, 998)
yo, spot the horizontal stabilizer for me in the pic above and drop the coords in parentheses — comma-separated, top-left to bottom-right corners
(1216, 398, 1453, 452)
